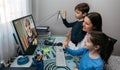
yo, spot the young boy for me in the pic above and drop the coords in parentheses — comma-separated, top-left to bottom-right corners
(62, 3, 89, 47)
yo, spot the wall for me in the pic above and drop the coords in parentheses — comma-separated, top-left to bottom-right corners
(32, 0, 120, 55)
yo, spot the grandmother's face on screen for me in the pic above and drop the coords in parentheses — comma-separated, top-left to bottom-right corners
(82, 16, 93, 33)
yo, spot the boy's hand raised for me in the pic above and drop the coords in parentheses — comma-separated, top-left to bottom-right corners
(62, 10, 67, 19)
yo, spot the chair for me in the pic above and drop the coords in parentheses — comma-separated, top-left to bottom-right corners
(104, 36, 117, 70)
(107, 36, 117, 60)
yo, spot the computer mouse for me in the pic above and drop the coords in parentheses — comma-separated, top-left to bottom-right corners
(44, 40, 53, 45)
(56, 42, 63, 46)
(44, 40, 49, 44)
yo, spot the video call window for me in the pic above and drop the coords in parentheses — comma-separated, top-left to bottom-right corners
(12, 15, 37, 52)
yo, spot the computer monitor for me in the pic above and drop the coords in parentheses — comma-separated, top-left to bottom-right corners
(12, 15, 37, 54)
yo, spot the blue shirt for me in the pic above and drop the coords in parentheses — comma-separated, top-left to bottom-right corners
(65, 47, 104, 70)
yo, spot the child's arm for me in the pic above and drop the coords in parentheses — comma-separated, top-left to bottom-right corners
(61, 10, 75, 27)
(64, 47, 86, 56)
(63, 38, 86, 56)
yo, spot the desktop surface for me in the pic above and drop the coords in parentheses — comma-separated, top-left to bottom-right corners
(11, 36, 79, 70)
(33, 36, 79, 70)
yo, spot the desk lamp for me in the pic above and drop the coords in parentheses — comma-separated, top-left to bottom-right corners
(37, 10, 62, 27)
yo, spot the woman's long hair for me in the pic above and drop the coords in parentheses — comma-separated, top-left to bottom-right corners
(87, 12, 102, 32)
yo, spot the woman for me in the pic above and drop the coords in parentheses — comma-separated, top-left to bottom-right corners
(64, 12, 102, 50)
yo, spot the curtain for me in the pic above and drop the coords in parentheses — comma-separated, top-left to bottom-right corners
(0, 0, 32, 64)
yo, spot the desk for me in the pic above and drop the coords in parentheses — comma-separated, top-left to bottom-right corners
(34, 36, 78, 70)
(11, 36, 79, 70)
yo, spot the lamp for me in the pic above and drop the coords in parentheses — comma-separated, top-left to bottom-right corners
(37, 10, 62, 27)
(57, 10, 61, 20)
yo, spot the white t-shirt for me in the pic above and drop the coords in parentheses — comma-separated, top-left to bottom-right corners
(68, 34, 87, 50)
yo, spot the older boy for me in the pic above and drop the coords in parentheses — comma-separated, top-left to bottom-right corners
(62, 3, 90, 48)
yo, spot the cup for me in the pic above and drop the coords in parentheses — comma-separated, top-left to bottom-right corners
(32, 56, 44, 70)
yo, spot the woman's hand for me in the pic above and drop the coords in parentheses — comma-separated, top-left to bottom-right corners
(62, 40, 69, 49)
(63, 29, 72, 49)
(67, 29, 71, 36)
(66, 29, 71, 39)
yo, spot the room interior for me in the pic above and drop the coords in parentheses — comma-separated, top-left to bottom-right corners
(0, 0, 120, 70)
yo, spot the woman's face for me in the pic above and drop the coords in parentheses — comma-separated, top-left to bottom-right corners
(83, 16, 93, 32)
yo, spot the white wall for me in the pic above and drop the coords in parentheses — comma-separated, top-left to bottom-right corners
(32, 0, 120, 55)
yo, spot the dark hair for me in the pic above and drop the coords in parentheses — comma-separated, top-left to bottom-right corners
(86, 12, 102, 31)
(75, 3, 89, 14)
(89, 31, 114, 64)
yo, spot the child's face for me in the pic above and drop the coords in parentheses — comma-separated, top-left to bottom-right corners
(25, 20, 30, 27)
(84, 34, 94, 50)
(74, 9, 84, 19)
(83, 16, 93, 32)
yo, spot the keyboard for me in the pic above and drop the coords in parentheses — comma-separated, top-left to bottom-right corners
(56, 46, 66, 67)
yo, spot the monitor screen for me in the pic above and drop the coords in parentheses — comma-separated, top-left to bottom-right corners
(12, 15, 37, 54)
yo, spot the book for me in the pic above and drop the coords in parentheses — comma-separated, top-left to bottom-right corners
(36, 26, 51, 37)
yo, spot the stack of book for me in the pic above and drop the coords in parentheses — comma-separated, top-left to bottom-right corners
(36, 26, 51, 37)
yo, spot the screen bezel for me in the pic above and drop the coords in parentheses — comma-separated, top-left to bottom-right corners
(12, 14, 37, 53)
